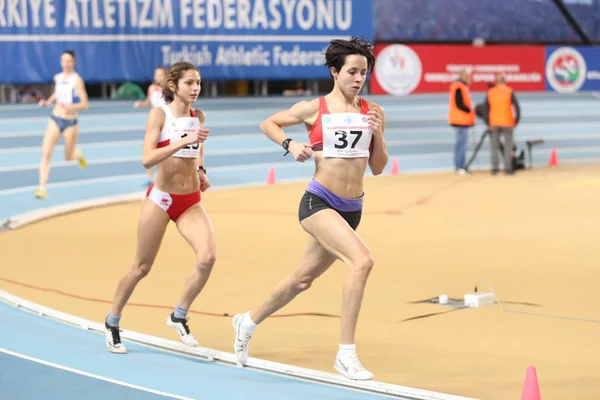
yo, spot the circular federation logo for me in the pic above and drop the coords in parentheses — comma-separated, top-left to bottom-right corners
(374, 44, 422, 96)
(546, 47, 587, 93)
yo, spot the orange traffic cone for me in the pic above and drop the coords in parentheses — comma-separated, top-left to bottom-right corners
(390, 158, 400, 176)
(521, 366, 541, 400)
(548, 147, 559, 167)
(266, 167, 276, 185)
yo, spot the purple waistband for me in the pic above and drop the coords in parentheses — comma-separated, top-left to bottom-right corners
(306, 180, 363, 212)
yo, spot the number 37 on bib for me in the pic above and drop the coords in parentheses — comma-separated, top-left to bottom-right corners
(322, 113, 373, 158)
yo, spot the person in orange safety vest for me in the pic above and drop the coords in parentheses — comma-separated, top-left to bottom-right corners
(447, 69, 475, 175)
(485, 73, 521, 175)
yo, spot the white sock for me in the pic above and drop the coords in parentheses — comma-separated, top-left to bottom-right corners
(337, 344, 356, 359)
(241, 312, 258, 332)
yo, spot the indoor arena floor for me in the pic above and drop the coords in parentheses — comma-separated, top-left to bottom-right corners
(1, 92, 599, 400)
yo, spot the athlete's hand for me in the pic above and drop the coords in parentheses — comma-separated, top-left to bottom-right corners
(198, 171, 211, 192)
(368, 110, 383, 136)
(289, 141, 313, 162)
(184, 128, 210, 145)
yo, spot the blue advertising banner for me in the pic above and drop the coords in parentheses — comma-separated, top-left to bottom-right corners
(0, 0, 373, 83)
(545, 46, 600, 93)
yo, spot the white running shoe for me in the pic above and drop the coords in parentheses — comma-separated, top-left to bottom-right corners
(334, 353, 374, 380)
(105, 320, 127, 354)
(232, 313, 253, 366)
(166, 313, 199, 347)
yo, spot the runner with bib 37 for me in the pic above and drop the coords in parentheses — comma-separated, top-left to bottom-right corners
(232, 37, 388, 381)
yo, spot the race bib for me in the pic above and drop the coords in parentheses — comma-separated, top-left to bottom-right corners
(55, 82, 73, 105)
(322, 113, 372, 158)
(170, 117, 202, 158)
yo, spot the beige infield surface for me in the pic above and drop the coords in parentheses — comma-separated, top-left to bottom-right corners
(1, 163, 599, 399)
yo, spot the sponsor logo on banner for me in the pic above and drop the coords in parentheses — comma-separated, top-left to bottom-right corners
(545, 46, 600, 93)
(373, 44, 422, 96)
(372, 44, 545, 95)
(546, 47, 587, 93)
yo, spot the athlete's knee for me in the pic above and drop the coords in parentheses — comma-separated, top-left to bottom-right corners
(195, 251, 216, 271)
(131, 261, 153, 279)
(41, 150, 52, 163)
(351, 254, 374, 276)
(64, 148, 80, 161)
(291, 275, 316, 292)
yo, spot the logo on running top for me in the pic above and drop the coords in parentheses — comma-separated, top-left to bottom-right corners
(375, 44, 422, 96)
(172, 121, 177, 127)
(546, 47, 587, 93)
(362, 117, 368, 123)
(324, 116, 332, 123)
(344, 115, 352, 124)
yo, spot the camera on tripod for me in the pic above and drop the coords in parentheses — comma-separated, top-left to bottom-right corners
(464, 100, 541, 172)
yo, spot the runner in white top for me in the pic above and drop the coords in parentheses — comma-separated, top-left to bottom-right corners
(104, 62, 214, 354)
(134, 67, 168, 109)
(36, 50, 89, 199)
(232, 37, 388, 381)
(134, 67, 168, 184)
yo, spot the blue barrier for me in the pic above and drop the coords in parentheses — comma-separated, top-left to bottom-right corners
(0, 0, 373, 84)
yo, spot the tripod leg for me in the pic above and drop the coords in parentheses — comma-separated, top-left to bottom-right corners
(465, 130, 489, 171)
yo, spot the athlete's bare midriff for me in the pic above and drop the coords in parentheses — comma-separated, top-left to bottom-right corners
(312, 154, 367, 199)
(155, 158, 199, 194)
(51, 103, 78, 120)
